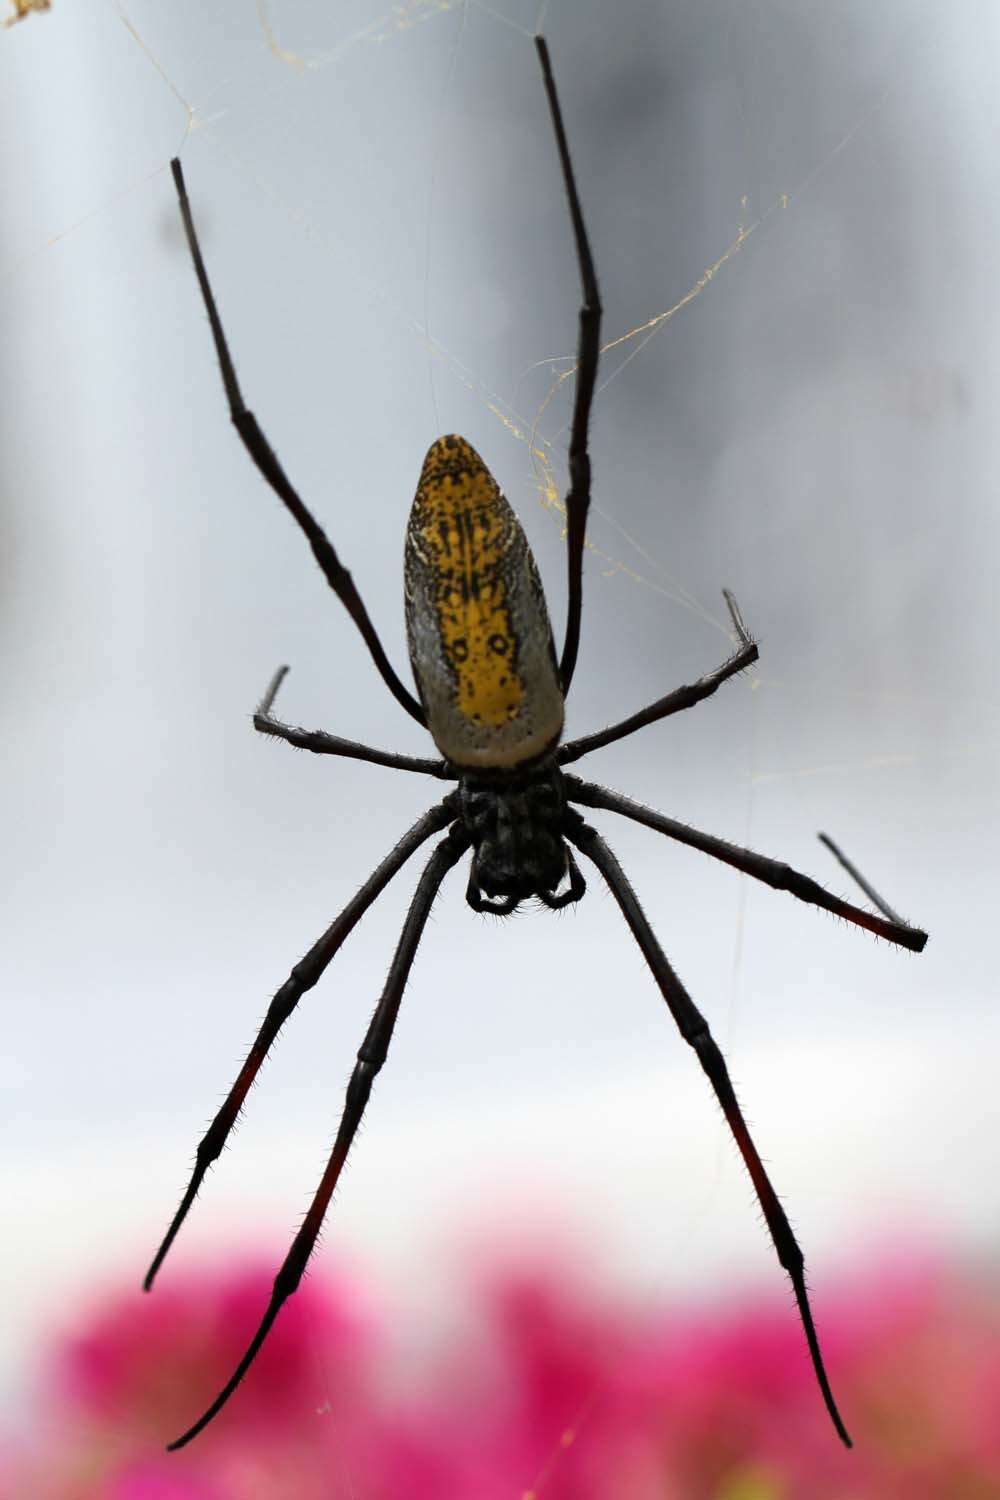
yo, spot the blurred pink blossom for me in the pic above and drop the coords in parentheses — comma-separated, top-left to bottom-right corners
(2, 1246, 999, 1498)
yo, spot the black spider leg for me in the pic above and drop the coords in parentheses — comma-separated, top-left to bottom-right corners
(167, 822, 470, 1451)
(170, 159, 425, 727)
(144, 796, 457, 1294)
(566, 777, 927, 953)
(560, 590, 758, 766)
(566, 813, 852, 1449)
(535, 36, 603, 696)
(818, 831, 907, 928)
(254, 665, 456, 779)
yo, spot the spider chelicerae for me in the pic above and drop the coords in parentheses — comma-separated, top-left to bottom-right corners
(151, 35, 927, 1452)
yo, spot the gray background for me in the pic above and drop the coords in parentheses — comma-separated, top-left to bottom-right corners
(1, 0, 996, 1410)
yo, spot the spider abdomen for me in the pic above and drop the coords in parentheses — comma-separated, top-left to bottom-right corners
(404, 435, 564, 769)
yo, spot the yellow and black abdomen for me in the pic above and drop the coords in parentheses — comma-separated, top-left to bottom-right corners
(404, 435, 564, 769)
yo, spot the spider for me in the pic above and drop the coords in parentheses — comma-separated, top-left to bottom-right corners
(151, 35, 927, 1452)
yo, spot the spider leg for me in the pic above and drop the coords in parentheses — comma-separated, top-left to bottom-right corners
(167, 822, 470, 1451)
(143, 796, 458, 1293)
(567, 814, 852, 1448)
(170, 159, 425, 727)
(535, 36, 603, 696)
(818, 831, 906, 928)
(254, 665, 454, 778)
(559, 590, 758, 765)
(566, 776, 927, 953)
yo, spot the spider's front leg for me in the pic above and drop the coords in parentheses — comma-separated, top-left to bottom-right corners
(567, 811, 852, 1448)
(143, 795, 458, 1293)
(166, 822, 471, 1450)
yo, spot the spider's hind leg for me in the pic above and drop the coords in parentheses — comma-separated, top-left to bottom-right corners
(534, 35, 603, 697)
(170, 158, 425, 726)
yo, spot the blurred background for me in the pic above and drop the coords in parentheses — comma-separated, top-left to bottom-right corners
(2, 0, 998, 1491)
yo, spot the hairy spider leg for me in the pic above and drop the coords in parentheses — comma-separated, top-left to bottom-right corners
(535, 35, 603, 695)
(253, 664, 455, 779)
(568, 814, 853, 1448)
(167, 823, 470, 1450)
(143, 797, 457, 1293)
(567, 777, 927, 953)
(818, 831, 908, 928)
(559, 589, 759, 765)
(170, 158, 425, 726)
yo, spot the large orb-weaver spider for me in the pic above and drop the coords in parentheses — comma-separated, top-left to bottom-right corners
(151, 35, 927, 1451)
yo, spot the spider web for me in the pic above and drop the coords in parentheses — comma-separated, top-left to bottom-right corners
(1, 0, 998, 1487)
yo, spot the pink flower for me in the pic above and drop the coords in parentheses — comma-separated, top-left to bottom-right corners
(5, 1262, 380, 1500)
(3, 1244, 1000, 1498)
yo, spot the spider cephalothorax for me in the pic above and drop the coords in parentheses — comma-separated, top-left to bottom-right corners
(156, 35, 927, 1454)
(459, 760, 583, 912)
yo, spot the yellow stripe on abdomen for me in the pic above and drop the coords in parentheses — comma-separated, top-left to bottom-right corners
(405, 436, 564, 768)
